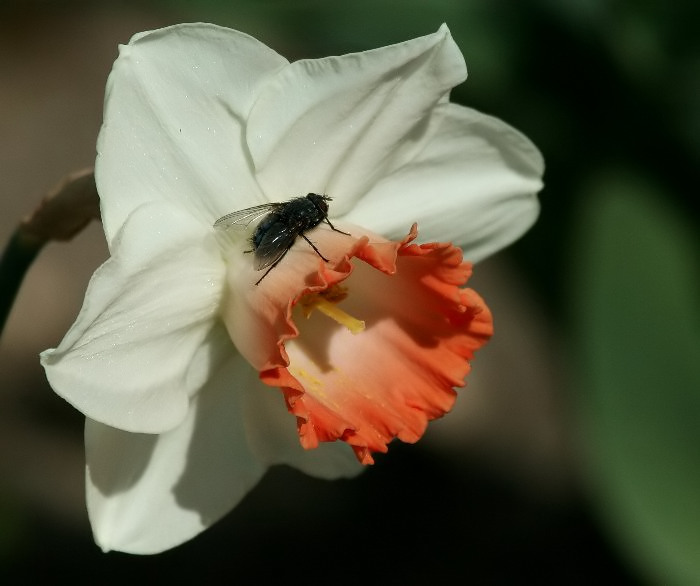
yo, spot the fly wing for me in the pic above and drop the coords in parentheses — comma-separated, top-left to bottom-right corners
(213, 203, 280, 229)
(253, 221, 298, 270)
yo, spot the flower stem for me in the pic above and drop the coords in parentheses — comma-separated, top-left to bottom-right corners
(0, 229, 44, 338)
(0, 168, 99, 340)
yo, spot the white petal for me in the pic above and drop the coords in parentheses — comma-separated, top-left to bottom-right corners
(96, 23, 288, 244)
(41, 203, 225, 433)
(346, 103, 544, 262)
(247, 24, 467, 213)
(86, 345, 265, 554)
(87, 336, 361, 554)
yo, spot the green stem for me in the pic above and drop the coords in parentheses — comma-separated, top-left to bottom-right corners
(0, 229, 45, 338)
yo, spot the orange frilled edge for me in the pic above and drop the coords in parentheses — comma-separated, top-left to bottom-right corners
(251, 223, 493, 464)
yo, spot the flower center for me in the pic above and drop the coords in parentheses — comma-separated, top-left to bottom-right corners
(299, 284, 365, 335)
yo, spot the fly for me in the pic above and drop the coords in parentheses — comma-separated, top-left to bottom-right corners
(214, 193, 349, 285)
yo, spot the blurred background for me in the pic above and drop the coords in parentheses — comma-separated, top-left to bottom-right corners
(1, 0, 698, 583)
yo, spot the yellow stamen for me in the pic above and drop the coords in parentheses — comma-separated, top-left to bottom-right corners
(301, 285, 365, 335)
(290, 366, 324, 394)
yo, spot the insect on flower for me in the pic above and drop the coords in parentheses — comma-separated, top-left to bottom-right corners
(214, 193, 350, 285)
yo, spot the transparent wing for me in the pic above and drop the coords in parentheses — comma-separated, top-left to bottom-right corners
(253, 221, 298, 270)
(213, 203, 280, 229)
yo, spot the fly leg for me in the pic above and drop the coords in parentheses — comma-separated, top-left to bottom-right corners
(301, 233, 330, 261)
(323, 216, 350, 236)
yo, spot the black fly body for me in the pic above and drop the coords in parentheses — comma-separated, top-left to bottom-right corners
(213, 193, 349, 285)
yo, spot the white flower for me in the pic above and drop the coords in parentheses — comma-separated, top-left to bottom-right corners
(40, 23, 543, 554)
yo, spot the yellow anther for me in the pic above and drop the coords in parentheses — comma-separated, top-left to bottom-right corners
(300, 285, 365, 335)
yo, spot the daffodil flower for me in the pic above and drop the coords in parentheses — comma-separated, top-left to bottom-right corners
(40, 23, 543, 554)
